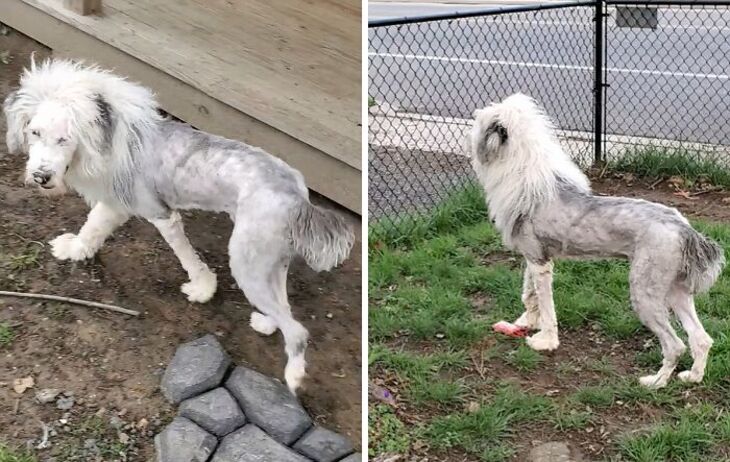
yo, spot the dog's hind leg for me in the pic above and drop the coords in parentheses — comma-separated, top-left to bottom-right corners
(228, 212, 309, 393)
(668, 285, 713, 383)
(514, 262, 540, 329)
(630, 255, 686, 389)
(149, 211, 217, 303)
(526, 261, 560, 351)
(51, 202, 129, 261)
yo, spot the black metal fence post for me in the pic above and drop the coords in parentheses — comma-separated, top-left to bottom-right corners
(593, 0, 605, 165)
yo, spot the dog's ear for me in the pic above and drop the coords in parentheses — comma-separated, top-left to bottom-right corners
(475, 121, 508, 162)
(3, 89, 29, 155)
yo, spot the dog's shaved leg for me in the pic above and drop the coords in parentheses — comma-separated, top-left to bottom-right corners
(50, 202, 129, 261)
(149, 212, 217, 303)
(630, 263, 686, 389)
(526, 261, 559, 351)
(670, 288, 712, 383)
(514, 263, 540, 329)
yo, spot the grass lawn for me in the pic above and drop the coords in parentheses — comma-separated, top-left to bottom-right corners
(368, 184, 730, 462)
(0, 444, 36, 462)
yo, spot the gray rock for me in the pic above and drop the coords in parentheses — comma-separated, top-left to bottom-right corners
(154, 417, 217, 462)
(339, 454, 362, 462)
(36, 389, 61, 404)
(292, 426, 354, 462)
(211, 424, 309, 462)
(56, 396, 74, 410)
(225, 366, 312, 445)
(179, 387, 246, 436)
(529, 442, 578, 462)
(161, 334, 231, 404)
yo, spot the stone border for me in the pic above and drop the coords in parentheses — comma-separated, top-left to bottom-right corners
(155, 335, 360, 462)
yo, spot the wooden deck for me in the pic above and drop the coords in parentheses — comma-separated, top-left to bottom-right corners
(1, 0, 362, 212)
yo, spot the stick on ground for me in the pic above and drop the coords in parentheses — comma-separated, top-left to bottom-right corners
(0, 290, 139, 316)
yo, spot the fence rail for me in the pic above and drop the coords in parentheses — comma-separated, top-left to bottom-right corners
(368, 0, 730, 226)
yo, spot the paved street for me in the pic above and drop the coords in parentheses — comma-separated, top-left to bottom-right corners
(369, 2, 730, 144)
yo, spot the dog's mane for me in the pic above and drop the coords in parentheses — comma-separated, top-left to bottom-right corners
(11, 57, 164, 207)
(471, 95, 591, 244)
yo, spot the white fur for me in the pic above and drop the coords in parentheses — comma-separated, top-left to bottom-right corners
(3, 58, 354, 393)
(250, 312, 278, 336)
(468, 93, 723, 388)
(468, 94, 590, 248)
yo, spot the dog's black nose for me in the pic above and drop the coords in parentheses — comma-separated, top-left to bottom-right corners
(32, 171, 52, 186)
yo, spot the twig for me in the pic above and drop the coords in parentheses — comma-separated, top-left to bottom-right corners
(13, 398, 20, 414)
(0, 290, 139, 316)
(36, 421, 50, 450)
(690, 187, 722, 197)
(598, 162, 609, 179)
(649, 177, 664, 190)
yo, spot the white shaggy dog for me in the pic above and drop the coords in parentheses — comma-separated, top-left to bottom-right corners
(467, 93, 724, 388)
(2, 59, 355, 393)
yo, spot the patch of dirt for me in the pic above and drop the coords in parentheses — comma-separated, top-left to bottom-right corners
(0, 28, 361, 460)
(590, 171, 730, 222)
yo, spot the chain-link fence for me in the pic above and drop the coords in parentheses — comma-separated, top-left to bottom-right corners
(368, 0, 730, 227)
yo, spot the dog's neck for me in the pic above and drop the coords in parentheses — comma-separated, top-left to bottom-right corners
(472, 142, 590, 246)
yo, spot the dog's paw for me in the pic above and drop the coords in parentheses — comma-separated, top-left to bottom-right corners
(50, 233, 95, 261)
(514, 311, 540, 330)
(677, 370, 703, 383)
(526, 331, 559, 351)
(181, 271, 217, 303)
(285, 357, 307, 394)
(639, 373, 670, 389)
(250, 312, 278, 336)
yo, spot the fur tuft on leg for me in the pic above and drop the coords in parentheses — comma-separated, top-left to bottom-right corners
(289, 201, 355, 272)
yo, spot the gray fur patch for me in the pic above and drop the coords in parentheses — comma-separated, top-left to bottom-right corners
(680, 228, 725, 293)
(290, 201, 354, 272)
(93, 93, 114, 150)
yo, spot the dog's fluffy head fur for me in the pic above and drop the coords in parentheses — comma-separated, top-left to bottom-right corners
(467, 93, 590, 242)
(3, 58, 162, 201)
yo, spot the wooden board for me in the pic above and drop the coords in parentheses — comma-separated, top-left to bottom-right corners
(1, 0, 361, 213)
(20, 0, 361, 171)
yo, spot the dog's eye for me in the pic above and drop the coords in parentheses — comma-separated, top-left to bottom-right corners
(57, 137, 67, 145)
(30, 129, 40, 137)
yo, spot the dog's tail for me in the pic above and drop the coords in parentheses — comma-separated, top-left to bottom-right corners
(681, 228, 725, 294)
(290, 200, 355, 272)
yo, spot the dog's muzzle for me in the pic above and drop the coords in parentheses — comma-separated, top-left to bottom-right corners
(26, 170, 55, 189)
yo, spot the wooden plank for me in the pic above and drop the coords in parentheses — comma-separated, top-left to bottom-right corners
(0, 0, 361, 213)
(63, 0, 101, 16)
(20, 0, 362, 171)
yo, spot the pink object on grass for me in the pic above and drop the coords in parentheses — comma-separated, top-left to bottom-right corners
(492, 320, 529, 338)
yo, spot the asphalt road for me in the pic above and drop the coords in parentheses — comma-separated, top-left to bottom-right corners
(369, 2, 730, 144)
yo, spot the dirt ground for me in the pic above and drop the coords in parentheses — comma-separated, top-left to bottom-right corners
(0, 29, 362, 460)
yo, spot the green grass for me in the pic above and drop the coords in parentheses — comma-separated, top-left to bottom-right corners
(369, 405, 411, 457)
(0, 323, 14, 347)
(422, 385, 552, 459)
(572, 385, 615, 408)
(618, 406, 722, 462)
(609, 146, 730, 188)
(5, 244, 42, 272)
(504, 345, 543, 372)
(369, 182, 730, 461)
(0, 445, 36, 462)
(551, 407, 593, 431)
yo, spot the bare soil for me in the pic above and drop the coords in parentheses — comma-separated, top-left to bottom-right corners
(0, 29, 361, 460)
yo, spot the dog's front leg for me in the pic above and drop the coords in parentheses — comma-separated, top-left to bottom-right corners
(525, 261, 560, 351)
(50, 202, 129, 261)
(514, 263, 540, 329)
(149, 211, 217, 303)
